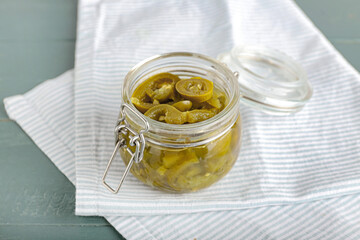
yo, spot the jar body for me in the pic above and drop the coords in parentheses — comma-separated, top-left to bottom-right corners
(120, 116, 241, 192)
(119, 52, 241, 193)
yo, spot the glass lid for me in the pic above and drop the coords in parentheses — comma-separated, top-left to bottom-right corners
(217, 45, 312, 115)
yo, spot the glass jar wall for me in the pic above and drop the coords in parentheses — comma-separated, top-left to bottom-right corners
(119, 52, 242, 192)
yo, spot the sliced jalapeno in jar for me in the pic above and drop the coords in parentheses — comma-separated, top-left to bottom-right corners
(175, 78, 213, 103)
(144, 104, 187, 124)
(186, 109, 215, 123)
(206, 89, 226, 109)
(131, 73, 180, 113)
(172, 100, 192, 112)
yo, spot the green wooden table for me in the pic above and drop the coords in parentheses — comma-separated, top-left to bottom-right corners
(0, 0, 359, 239)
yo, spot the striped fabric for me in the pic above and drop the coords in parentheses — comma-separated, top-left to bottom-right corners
(4, 0, 360, 238)
(74, 0, 360, 216)
(4, 71, 360, 239)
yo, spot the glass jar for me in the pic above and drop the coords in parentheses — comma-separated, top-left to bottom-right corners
(102, 46, 312, 193)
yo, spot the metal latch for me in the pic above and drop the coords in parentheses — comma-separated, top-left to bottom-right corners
(102, 103, 149, 194)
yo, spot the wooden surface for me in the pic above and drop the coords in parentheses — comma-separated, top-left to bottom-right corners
(0, 0, 359, 239)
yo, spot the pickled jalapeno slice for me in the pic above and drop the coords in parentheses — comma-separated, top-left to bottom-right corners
(172, 100, 192, 112)
(186, 109, 215, 123)
(130, 97, 157, 113)
(131, 73, 180, 113)
(144, 73, 180, 102)
(175, 78, 213, 103)
(144, 104, 187, 124)
(206, 89, 225, 109)
(131, 73, 225, 123)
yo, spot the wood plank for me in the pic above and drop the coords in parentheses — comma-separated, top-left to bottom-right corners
(0, 226, 122, 240)
(0, 41, 75, 119)
(0, 121, 124, 239)
(0, 0, 77, 119)
(0, 121, 100, 225)
(0, 0, 77, 41)
(295, 0, 360, 39)
(331, 42, 360, 72)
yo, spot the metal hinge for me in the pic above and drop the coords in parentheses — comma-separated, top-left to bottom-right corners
(102, 103, 149, 194)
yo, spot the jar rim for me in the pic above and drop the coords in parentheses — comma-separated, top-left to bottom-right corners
(122, 52, 240, 145)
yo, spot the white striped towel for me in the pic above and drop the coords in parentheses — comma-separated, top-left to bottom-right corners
(4, 70, 360, 239)
(73, 0, 360, 216)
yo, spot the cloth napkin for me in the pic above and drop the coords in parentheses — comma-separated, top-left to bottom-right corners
(4, 71, 360, 239)
(73, 0, 360, 216)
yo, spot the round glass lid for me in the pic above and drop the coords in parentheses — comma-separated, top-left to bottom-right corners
(217, 45, 313, 115)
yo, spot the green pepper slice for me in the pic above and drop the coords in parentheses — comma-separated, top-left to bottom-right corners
(206, 89, 225, 109)
(172, 100, 192, 112)
(145, 104, 187, 124)
(186, 109, 215, 123)
(131, 73, 180, 113)
(175, 78, 213, 103)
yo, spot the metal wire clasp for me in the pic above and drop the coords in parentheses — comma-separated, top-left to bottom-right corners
(102, 103, 149, 194)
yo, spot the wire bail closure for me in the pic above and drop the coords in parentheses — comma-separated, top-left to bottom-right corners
(102, 103, 149, 194)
